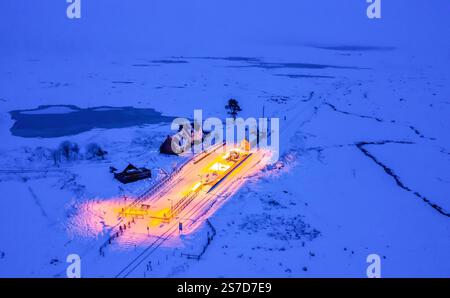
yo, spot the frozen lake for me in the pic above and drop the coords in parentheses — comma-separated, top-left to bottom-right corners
(9, 105, 176, 138)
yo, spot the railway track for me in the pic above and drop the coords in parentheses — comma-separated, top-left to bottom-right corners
(114, 148, 263, 277)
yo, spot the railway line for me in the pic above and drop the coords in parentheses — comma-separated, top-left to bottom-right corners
(103, 141, 270, 277)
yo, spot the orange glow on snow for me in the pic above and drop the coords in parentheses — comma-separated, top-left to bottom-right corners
(69, 145, 273, 250)
(209, 162, 230, 172)
(191, 181, 202, 191)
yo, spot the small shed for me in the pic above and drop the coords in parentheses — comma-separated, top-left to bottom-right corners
(160, 135, 179, 155)
(114, 163, 151, 184)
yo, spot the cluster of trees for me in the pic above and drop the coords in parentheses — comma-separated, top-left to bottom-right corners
(52, 141, 107, 164)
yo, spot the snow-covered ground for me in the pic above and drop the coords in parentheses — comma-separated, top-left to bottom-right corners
(0, 1, 449, 278)
(0, 45, 448, 277)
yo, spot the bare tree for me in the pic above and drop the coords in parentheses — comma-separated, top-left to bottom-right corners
(225, 98, 242, 120)
(58, 141, 79, 161)
(86, 143, 108, 160)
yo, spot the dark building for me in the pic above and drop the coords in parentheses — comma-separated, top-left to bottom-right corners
(160, 135, 179, 155)
(159, 127, 213, 155)
(114, 164, 151, 184)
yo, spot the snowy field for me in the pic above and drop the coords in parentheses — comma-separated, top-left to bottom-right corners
(0, 1, 449, 278)
(0, 45, 448, 277)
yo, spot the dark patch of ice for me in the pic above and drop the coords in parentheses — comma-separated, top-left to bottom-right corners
(309, 45, 396, 52)
(179, 56, 262, 62)
(150, 60, 188, 64)
(112, 81, 134, 84)
(275, 74, 335, 79)
(9, 105, 176, 138)
(228, 62, 366, 70)
(132, 64, 159, 67)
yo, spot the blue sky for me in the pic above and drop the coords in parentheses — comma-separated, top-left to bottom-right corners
(0, 1, 448, 55)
